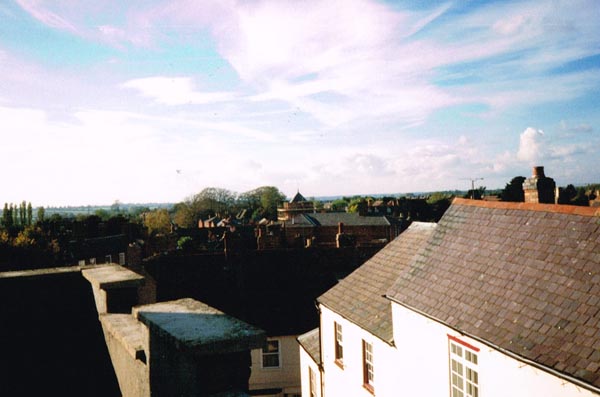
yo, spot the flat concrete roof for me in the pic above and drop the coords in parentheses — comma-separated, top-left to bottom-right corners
(134, 298, 265, 355)
(82, 265, 145, 289)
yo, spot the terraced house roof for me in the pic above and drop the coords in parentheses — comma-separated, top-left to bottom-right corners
(289, 212, 391, 227)
(388, 198, 600, 389)
(318, 221, 435, 343)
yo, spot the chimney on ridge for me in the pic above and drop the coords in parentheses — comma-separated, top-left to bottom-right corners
(522, 166, 556, 204)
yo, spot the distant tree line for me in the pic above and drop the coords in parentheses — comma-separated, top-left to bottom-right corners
(2, 201, 34, 228)
(0, 202, 146, 271)
(168, 186, 287, 230)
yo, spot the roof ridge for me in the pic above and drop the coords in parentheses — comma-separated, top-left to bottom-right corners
(452, 197, 600, 217)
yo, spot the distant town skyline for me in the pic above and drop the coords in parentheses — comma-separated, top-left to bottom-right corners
(1, 0, 599, 206)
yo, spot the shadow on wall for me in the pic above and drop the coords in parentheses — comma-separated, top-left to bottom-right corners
(0, 268, 120, 397)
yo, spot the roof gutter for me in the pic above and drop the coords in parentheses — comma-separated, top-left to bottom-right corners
(385, 295, 600, 395)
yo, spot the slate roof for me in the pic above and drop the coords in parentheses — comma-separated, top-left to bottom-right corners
(290, 192, 308, 203)
(298, 328, 321, 365)
(387, 198, 600, 389)
(317, 222, 436, 343)
(289, 212, 391, 227)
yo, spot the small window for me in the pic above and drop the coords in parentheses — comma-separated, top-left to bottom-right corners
(309, 367, 317, 397)
(449, 338, 479, 397)
(262, 339, 280, 368)
(334, 322, 343, 364)
(362, 340, 374, 393)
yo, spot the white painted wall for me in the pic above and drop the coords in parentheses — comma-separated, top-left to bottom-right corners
(319, 305, 401, 397)
(250, 334, 301, 396)
(390, 302, 599, 397)
(299, 343, 322, 397)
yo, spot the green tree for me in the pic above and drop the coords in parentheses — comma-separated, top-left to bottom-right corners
(172, 202, 196, 228)
(26, 202, 33, 226)
(94, 209, 111, 221)
(2, 203, 10, 227)
(464, 186, 486, 200)
(11, 204, 17, 226)
(500, 176, 526, 202)
(558, 184, 578, 204)
(175, 187, 237, 227)
(144, 209, 171, 235)
(330, 199, 349, 212)
(347, 198, 367, 214)
(20, 201, 26, 225)
(177, 236, 194, 251)
(238, 186, 286, 220)
(572, 187, 589, 206)
(37, 207, 45, 223)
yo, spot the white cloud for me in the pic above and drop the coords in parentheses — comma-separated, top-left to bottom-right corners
(15, 0, 78, 33)
(121, 77, 237, 105)
(517, 127, 544, 163)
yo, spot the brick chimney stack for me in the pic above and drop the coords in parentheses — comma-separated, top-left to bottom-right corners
(523, 166, 556, 204)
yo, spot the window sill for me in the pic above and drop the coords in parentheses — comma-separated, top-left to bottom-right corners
(363, 383, 375, 395)
(260, 366, 282, 370)
(334, 359, 344, 370)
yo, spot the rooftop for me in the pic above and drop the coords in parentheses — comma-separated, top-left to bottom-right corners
(297, 328, 321, 365)
(318, 222, 435, 343)
(387, 198, 600, 388)
(134, 298, 265, 355)
(288, 212, 391, 227)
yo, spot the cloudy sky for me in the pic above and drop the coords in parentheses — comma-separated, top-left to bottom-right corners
(1, 0, 599, 206)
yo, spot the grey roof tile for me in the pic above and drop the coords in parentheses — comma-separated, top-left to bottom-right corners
(318, 222, 436, 343)
(297, 328, 321, 365)
(387, 198, 600, 389)
(289, 212, 391, 227)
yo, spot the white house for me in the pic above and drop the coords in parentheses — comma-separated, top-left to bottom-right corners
(299, 198, 600, 397)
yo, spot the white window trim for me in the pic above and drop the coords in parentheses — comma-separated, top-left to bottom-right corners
(334, 321, 344, 365)
(449, 336, 479, 397)
(362, 340, 375, 393)
(261, 339, 281, 369)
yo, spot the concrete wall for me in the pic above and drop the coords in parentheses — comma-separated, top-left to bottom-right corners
(390, 303, 598, 397)
(0, 267, 120, 397)
(250, 335, 301, 396)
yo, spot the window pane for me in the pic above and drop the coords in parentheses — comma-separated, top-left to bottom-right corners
(263, 354, 279, 367)
(263, 340, 279, 353)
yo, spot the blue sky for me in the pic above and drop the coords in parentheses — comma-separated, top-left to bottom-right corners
(1, 0, 599, 206)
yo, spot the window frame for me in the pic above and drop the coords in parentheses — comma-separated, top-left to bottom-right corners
(309, 366, 317, 397)
(261, 339, 281, 369)
(334, 321, 344, 367)
(448, 335, 479, 397)
(362, 340, 375, 394)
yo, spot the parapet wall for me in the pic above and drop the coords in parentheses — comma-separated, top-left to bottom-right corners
(0, 267, 120, 397)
